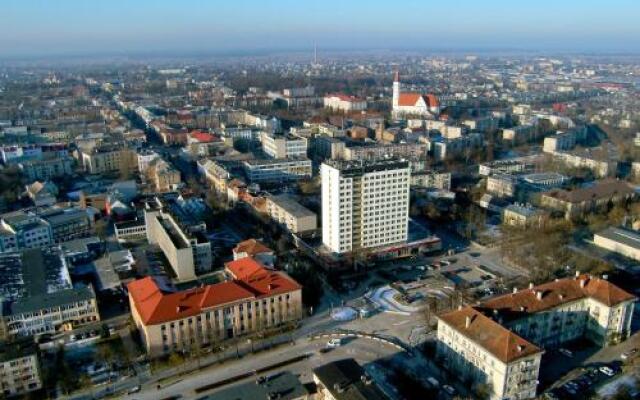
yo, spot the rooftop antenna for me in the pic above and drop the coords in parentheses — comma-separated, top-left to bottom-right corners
(313, 42, 318, 66)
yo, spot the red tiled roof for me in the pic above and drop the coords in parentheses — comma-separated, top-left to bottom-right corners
(438, 275, 634, 363)
(128, 258, 301, 325)
(190, 131, 219, 143)
(226, 257, 267, 280)
(398, 93, 439, 108)
(439, 307, 542, 363)
(232, 239, 273, 259)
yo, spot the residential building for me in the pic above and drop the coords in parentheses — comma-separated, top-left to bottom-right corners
(540, 179, 635, 220)
(24, 181, 57, 207)
(148, 158, 181, 192)
(0, 248, 99, 338)
(0, 341, 42, 397)
(0, 211, 52, 252)
(243, 157, 312, 183)
(429, 133, 484, 161)
(313, 358, 389, 400)
(437, 275, 635, 400)
(410, 171, 452, 190)
(19, 155, 74, 182)
(324, 93, 367, 112)
(144, 199, 212, 281)
(502, 204, 546, 228)
(232, 239, 275, 267)
(198, 159, 232, 193)
(314, 136, 346, 160)
(39, 206, 92, 243)
(266, 194, 317, 233)
(137, 149, 160, 172)
(260, 132, 308, 159)
(127, 257, 302, 357)
(486, 174, 517, 198)
(321, 159, 410, 254)
(549, 147, 618, 178)
(80, 145, 136, 174)
(593, 227, 640, 261)
(342, 143, 427, 161)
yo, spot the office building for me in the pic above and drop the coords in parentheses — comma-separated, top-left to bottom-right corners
(128, 257, 302, 357)
(321, 159, 410, 254)
(0, 211, 52, 252)
(0, 341, 42, 397)
(243, 157, 312, 183)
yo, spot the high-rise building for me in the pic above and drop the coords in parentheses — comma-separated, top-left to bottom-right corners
(321, 159, 410, 254)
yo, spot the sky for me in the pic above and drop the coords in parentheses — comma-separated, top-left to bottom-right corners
(1, 0, 639, 58)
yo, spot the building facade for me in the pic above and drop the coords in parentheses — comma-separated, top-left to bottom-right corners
(128, 257, 302, 357)
(437, 275, 635, 400)
(321, 159, 410, 254)
(266, 194, 317, 233)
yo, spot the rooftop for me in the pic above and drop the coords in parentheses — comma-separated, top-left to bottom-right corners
(313, 358, 389, 400)
(268, 195, 316, 218)
(438, 274, 635, 363)
(542, 179, 634, 203)
(128, 258, 301, 325)
(595, 227, 640, 250)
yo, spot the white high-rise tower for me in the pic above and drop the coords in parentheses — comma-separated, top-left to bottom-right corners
(321, 159, 410, 254)
(392, 70, 400, 108)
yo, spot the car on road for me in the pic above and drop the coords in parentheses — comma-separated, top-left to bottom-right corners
(559, 348, 573, 358)
(599, 366, 616, 376)
(327, 338, 342, 348)
(621, 348, 638, 360)
(127, 385, 141, 394)
(442, 385, 457, 396)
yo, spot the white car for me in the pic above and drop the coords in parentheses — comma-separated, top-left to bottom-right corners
(559, 348, 573, 358)
(599, 366, 615, 376)
(442, 385, 457, 396)
(621, 348, 637, 360)
(327, 338, 342, 348)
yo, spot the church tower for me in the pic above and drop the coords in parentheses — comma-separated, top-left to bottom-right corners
(392, 70, 400, 109)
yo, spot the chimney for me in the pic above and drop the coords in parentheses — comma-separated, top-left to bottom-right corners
(517, 345, 524, 352)
(602, 274, 608, 280)
(465, 315, 472, 329)
(458, 305, 463, 310)
(529, 282, 534, 289)
(575, 270, 581, 278)
(513, 287, 518, 294)
(580, 279, 587, 288)
(268, 284, 274, 291)
(559, 294, 565, 300)
(536, 291, 543, 300)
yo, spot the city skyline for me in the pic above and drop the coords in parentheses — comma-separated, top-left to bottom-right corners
(2, 0, 640, 59)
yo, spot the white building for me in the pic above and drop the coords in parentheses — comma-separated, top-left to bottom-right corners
(323, 93, 367, 113)
(243, 157, 312, 183)
(260, 132, 308, 159)
(437, 274, 635, 400)
(321, 159, 410, 254)
(392, 71, 439, 118)
(593, 227, 640, 261)
(137, 150, 160, 173)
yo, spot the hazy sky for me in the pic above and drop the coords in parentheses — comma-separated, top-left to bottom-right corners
(2, 0, 639, 58)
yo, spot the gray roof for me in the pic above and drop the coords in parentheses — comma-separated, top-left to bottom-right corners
(313, 359, 389, 400)
(268, 195, 316, 218)
(596, 227, 640, 250)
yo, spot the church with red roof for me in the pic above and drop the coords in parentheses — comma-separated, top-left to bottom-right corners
(392, 70, 440, 118)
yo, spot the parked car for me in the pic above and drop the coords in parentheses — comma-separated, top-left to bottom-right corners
(127, 385, 141, 394)
(442, 385, 456, 396)
(599, 366, 616, 377)
(426, 376, 440, 389)
(559, 348, 573, 358)
(327, 338, 342, 348)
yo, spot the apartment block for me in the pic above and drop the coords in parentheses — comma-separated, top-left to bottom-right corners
(0, 248, 99, 338)
(437, 275, 635, 400)
(323, 93, 367, 112)
(0, 341, 42, 397)
(261, 132, 308, 159)
(128, 257, 302, 357)
(80, 145, 136, 174)
(243, 157, 312, 183)
(0, 211, 52, 252)
(593, 227, 640, 261)
(144, 199, 212, 281)
(266, 194, 317, 233)
(321, 159, 410, 254)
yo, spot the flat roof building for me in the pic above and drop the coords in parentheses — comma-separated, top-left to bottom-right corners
(594, 227, 640, 261)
